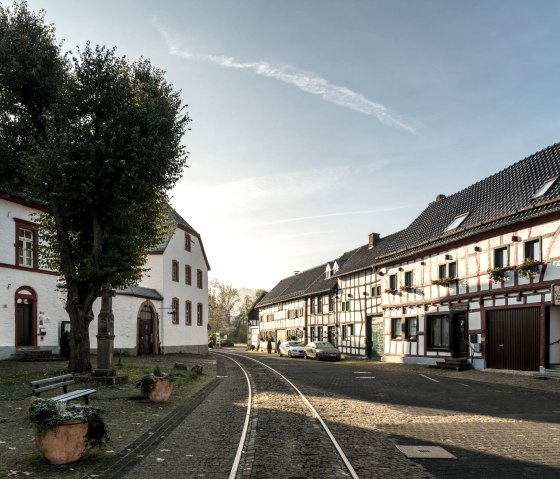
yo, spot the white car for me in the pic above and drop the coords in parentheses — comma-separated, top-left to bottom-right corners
(278, 340, 305, 358)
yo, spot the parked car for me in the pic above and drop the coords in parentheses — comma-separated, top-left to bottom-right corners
(303, 341, 342, 361)
(278, 340, 305, 358)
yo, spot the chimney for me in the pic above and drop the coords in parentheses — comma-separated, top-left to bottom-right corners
(435, 194, 446, 201)
(368, 232, 380, 249)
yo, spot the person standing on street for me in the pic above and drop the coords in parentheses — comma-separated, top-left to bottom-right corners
(267, 338, 272, 354)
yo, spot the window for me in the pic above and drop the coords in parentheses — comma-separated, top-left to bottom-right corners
(348, 323, 354, 336)
(185, 301, 192, 325)
(311, 327, 316, 341)
(328, 295, 334, 312)
(444, 212, 469, 232)
(533, 177, 558, 199)
(341, 301, 350, 312)
(405, 317, 418, 340)
(310, 298, 315, 314)
(427, 315, 450, 349)
(18, 227, 34, 267)
(317, 326, 323, 341)
(439, 262, 457, 279)
(185, 232, 192, 251)
(404, 271, 413, 288)
(448, 262, 457, 279)
(389, 274, 397, 291)
(171, 298, 179, 324)
(197, 269, 203, 288)
(372, 285, 381, 297)
(185, 265, 192, 285)
(15, 220, 37, 268)
(494, 247, 509, 268)
(172, 260, 179, 282)
(391, 318, 402, 339)
(197, 303, 203, 325)
(317, 297, 323, 314)
(342, 323, 355, 340)
(524, 239, 541, 261)
(342, 324, 347, 340)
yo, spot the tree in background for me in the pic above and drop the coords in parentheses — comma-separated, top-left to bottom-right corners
(208, 279, 240, 335)
(0, 2, 189, 372)
(229, 289, 267, 344)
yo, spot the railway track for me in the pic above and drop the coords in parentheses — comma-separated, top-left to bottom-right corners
(216, 351, 359, 479)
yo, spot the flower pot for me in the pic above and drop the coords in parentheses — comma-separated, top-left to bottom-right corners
(148, 377, 173, 403)
(34, 419, 88, 464)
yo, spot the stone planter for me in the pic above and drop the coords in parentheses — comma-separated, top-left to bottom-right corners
(148, 377, 173, 403)
(34, 419, 88, 464)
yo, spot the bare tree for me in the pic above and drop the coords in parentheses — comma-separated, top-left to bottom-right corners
(208, 279, 240, 335)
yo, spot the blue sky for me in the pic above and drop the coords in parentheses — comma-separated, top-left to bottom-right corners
(24, 0, 560, 289)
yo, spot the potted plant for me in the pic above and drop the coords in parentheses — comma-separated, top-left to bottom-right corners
(487, 266, 510, 283)
(29, 397, 109, 465)
(516, 258, 543, 278)
(137, 365, 175, 403)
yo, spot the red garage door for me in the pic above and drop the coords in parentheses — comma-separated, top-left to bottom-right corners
(486, 307, 541, 371)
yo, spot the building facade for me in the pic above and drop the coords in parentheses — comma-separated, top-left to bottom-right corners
(257, 143, 560, 372)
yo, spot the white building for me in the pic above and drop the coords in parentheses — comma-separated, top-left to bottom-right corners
(0, 194, 210, 359)
(0, 195, 65, 359)
(91, 210, 211, 355)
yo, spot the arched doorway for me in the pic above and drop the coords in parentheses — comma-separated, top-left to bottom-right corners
(15, 287, 37, 347)
(137, 302, 158, 355)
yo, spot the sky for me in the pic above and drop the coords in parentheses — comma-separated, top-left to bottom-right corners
(21, 0, 560, 290)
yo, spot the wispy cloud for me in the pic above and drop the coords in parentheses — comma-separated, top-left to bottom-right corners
(242, 205, 412, 230)
(156, 23, 415, 133)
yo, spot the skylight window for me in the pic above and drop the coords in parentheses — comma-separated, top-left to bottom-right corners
(444, 213, 469, 232)
(532, 177, 558, 199)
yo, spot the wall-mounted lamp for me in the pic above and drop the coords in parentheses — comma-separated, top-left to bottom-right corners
(445, 254, 453, 260)
(511, 235, 522, 242)
(420, 261, 426, 266)
(474, 246, 482, 252)
(398, 267, 404, 272)
(363, 291, 369, 297)
(346, 293, 353, 298)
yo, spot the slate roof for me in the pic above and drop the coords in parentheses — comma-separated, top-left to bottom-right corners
(117, 286, 163, 301)
(257, 142, 560, 308)
(257, 248, 360, 308)
(374, 142, 560, 264)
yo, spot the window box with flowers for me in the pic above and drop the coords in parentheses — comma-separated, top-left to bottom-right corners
(384, 288, 398, 295)
(399, 285, 413, 293)
(487, 266, 510, 284)
(516, 258, 543, 279)
(431, 277, 454, 287)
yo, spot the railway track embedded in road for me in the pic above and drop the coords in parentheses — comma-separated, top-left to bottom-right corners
(215, 351, 360, 479)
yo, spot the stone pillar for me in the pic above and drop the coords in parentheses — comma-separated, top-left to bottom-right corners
(93, 286, 116, 376)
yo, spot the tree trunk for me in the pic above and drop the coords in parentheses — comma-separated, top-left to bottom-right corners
(66, 298, 93, 373)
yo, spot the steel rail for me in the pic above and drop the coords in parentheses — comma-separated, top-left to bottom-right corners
(218, 351, 360, 479)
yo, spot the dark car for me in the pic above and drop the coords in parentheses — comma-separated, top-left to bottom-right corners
(303, 341, 341, 361)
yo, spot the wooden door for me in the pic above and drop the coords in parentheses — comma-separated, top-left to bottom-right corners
(452, 313, 469, 358)
(486, 307, 540, 371)
(16, 301, 33, 346)
(138, 305, 154, 355)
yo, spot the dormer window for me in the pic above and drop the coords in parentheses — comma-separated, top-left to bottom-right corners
(325, 264, 332, 279)
(444, 212, 469, 232)
(532, 177, 558, 199)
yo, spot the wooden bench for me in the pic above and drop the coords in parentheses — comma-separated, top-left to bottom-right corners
(30, 374, 96, 405)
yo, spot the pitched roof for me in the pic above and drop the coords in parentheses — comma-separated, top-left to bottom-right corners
(257, 248, 360, 307)
(375, 142, 560, 264)
(117, 286, 164, 300)
(150, 208, 211, 271)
